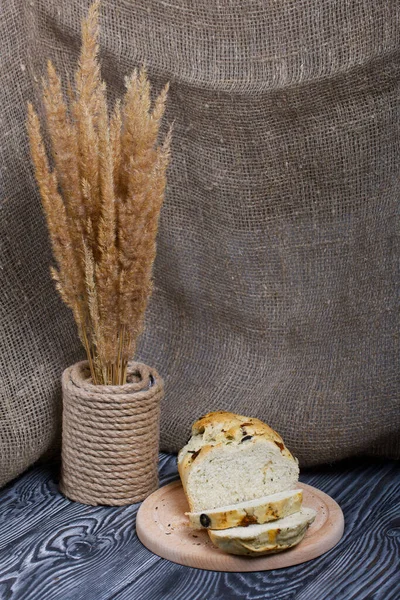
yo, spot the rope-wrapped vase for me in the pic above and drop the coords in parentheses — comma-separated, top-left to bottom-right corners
(60, 360, 164, 506)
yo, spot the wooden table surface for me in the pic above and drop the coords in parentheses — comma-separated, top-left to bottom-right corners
(0, 453, 399, 600)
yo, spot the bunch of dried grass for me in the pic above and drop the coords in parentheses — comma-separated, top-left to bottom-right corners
(27, 1, 171, 385)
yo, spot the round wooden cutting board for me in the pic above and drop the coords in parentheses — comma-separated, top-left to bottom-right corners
(136, 481, 344, 571)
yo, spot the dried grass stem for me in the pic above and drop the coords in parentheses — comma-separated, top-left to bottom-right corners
(27, 1, 171, 385)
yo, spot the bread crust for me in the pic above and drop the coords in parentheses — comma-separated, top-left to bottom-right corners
(190, 411, 295, 461)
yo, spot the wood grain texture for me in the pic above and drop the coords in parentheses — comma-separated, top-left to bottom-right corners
(0, 454, 399, 600)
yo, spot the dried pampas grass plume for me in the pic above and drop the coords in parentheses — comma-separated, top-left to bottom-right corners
(27, 0, 171, 385)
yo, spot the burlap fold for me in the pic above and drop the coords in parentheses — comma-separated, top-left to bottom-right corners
(60, 361, 164, 506)
(0, 0, 399, 487)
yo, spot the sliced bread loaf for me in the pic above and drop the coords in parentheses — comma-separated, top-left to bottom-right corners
(208, 507, 316, 556)
(178, 411, 299, 512)
(186, 488, 303, 530)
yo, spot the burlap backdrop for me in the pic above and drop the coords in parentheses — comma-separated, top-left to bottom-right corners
(1, 0, 399, 486)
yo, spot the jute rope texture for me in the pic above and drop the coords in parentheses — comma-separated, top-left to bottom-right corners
(60, 361, 164, 506)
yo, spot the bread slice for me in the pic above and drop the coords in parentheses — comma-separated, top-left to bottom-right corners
(208, 507, 316, 556)
(186, 488, 303, 530)
(178, 411, 299, 512)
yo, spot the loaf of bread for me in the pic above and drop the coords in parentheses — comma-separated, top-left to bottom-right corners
(186, 488, 303, 530)
(178, 411, 299, 512)
(208, 508, 316, 556)
(178, 411, 314, 557)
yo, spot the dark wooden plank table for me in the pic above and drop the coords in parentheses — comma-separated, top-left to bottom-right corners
(0, 453, 399, 600)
